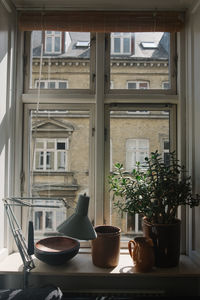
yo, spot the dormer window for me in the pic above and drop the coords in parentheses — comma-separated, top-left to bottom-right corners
(111, 32, 132, 55)
(45, 31, 62, 54)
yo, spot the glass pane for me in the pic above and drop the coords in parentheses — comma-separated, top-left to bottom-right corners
(30, 31, 91, 89)
(127, 82, 136, 89)
(35, 151, 44, 170)
(36, 141, 44, 149)
(109, 109, 170, 239)
(59, 81, 67, 89)
(114, 38, 120, 53)
(47, 141, 55, 149)
(29, 109, 90, 241)
(35, 211, 43, 230)
(45, 211, 53, 229)
(46, 37, 52, 52)
(57, 152, 66, 170)
(123, 37, 130, 53)
(48, 81, 56, 89)
(110, 32, 170, 90)
(57, 142, 66, 150)
(46, 152, 54, 170)
(55, 36, 61, 52)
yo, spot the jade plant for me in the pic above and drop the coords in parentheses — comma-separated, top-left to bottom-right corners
(109, 151, 200, 224)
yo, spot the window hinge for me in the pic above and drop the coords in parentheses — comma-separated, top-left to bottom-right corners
(92, 127, 95, 136)
(104, 128, 107, 141)
(92, 73, 96, 82)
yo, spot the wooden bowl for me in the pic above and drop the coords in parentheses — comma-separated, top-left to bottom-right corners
(34, 236, 80, 265)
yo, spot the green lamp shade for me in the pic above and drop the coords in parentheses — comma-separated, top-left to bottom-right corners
(57, 194, 97, 240)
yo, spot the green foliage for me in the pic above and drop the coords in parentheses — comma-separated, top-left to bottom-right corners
(109, 151, 200, 224)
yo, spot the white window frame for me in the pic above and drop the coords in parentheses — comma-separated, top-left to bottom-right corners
(34, 80, 68, 89)
(111, 32, 132, 55)
(33, 138, 69, 172)
(22, 33, 177, 249)
(45, 31, 62, 54)
(127, 81, 149, 90)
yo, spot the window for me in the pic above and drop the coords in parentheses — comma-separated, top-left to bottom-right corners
(111, 32, 132, 55)
(24, 30, 177, 244)
(127, 81, 149, 89)
(126, 139, 149, 172)
(35, 80, 68, 89)
(34, 139, 68, 172)
(109, 32, 175, 91)
(29, 31, 93, 90)
(107, 107, 173, 238)
(162, 81, 170, 89)
(45, 31, 62, 54)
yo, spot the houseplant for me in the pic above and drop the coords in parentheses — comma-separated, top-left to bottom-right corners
(109, 150, 200, 267)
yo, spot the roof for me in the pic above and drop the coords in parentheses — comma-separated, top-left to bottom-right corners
(32, 31, 169, 60)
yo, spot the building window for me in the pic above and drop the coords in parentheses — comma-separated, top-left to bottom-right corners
(162, 81, 170, 89)
(35, 80, 68, 89)
(45, 31, 62, 54)
(34, 139, 68, 172)
(111, 32, 132, 55)
(127, 81, 149, 89)
(126, 139, 149, 172)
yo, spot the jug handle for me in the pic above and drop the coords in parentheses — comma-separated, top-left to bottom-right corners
(128, 240, 136, 258)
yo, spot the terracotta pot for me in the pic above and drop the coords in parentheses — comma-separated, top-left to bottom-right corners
(128, 236, 155, 272)
(91, 225, 121, 268)
(142, 218, 181, 267)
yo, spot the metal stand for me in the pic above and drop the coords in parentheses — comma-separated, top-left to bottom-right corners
(3, 197, 66, 289)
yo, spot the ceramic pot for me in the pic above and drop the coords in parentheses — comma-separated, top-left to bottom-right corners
(142, 218, 181, 267)
(91, 225, 121, 268)
(128, 236, 155, 272)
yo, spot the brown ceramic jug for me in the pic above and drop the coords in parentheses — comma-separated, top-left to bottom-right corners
(128, 236, 155, 272)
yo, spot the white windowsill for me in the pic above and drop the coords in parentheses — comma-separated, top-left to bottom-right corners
(0, 252, 199, 276)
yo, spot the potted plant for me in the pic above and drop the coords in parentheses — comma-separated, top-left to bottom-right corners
(109, 150, 200, 267)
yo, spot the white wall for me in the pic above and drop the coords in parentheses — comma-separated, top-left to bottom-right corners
(186, 2, 200, 265)
(0, 0, 16, 254)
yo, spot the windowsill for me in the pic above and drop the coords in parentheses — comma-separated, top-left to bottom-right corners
(0, 252, 199, 276)
(0, 252, 200, 296)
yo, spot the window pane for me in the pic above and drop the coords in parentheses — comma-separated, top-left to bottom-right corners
(114, 38, 120, 53)
(109, 109, 170, 239)
(48, 81, 56, 89)
(59, 81, 67, 89)
(35, 151, 44, 170)
(127, 82, 137, 89)
(57, 152, 66, 170)
(55, 36, 61, 52)
(45, 211, 53, 229)
(46, 152, 54, 170)
(35, 211, 43, 230)
(110, 32, 170, 90)
(46, 37, 52, 52)
(57, 142, 66, 150)
(30, 31, 91, 89)
(123, 37, 130, 53)
(47, 141, 55, 149)
(29, 109, 91, 241)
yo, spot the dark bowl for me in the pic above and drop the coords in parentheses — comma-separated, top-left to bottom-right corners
(34, 236, 80, 265)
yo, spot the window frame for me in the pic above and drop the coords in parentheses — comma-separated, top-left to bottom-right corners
(104, 103, 177, 246)
(24, 31, 96, 94)
(22, 32, 178, 248)
(105, 32, 177, 95)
